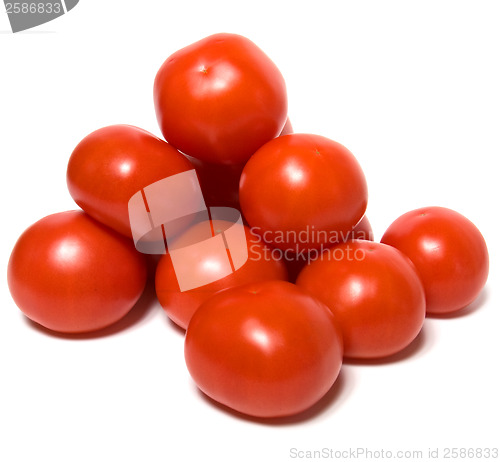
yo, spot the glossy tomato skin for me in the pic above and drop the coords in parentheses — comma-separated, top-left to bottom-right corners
(381, 206, 489, 314)
(156, 220, 287, 330)
(297, 240, 425, 359)
(153, 33, 288, 165)
(67, 125, 193, 238)
(239, 134, 368, 252)
(7, 211, 147, 333)
(184, 280, 343, 418)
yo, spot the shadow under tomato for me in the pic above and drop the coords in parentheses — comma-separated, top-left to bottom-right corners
(343, 322, 433, 367)
(425, 286, 490, 320)
(194, 367, 354, 426)
(164, 315, 187, 337)
(23, 279, 160, 340)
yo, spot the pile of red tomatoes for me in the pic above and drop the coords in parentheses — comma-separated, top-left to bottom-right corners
(7, 33, 489, 419)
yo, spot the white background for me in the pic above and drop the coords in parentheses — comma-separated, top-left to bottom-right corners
(1, 1, 499, 461)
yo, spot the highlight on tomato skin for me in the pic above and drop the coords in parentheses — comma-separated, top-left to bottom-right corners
(296, 240, 426, 360)
(381, 206, 489, 315)
(239, 133, 368, 253)
(184, 280, 343, 418)
(7, 210, 148, 334)
(67, 124, 194, 239)
(153, 33, 288, 165)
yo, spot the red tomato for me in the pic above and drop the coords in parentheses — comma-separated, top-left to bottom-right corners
(156, 220, 287, 330)
(153, 33, 288, 165)
(7, 211, 147, 333)
(184, 280, 343, 418)
(381, 206, 489, 314)
(186, 117, 294, 209)
(286, 215, 374, 282)
(296, 240, 425, 359)
(67, 125, 193, 238)
(239, 133, 368, 252)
